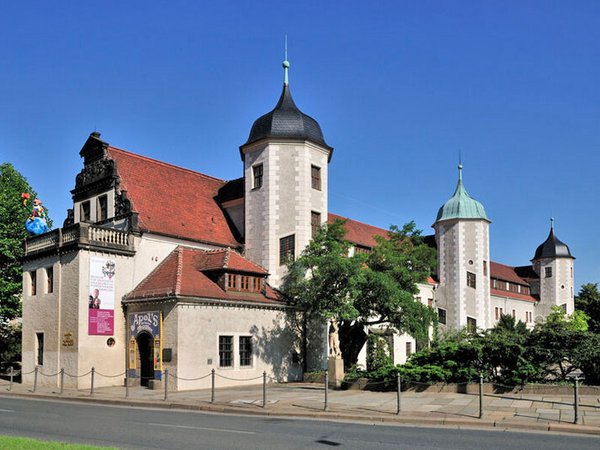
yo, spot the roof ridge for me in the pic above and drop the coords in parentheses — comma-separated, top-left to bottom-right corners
(329, 213, 389, 233)
(125, 248, 181, 299)
(490, 261, 515, 269)
(223, 247, 230, 269)
(107, 146, 227, 184)
(175, 247, 184, 296)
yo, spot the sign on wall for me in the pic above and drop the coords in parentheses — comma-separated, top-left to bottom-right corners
(88, 257, 116, 335)
(128, 311, 162, 379)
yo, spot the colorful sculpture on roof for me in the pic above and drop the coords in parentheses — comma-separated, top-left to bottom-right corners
(22, 193, 49, 235)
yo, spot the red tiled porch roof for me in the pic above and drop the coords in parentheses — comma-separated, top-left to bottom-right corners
(125, 247, 283, 305)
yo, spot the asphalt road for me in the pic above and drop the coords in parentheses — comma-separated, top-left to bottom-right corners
(0, 396, 598, 450)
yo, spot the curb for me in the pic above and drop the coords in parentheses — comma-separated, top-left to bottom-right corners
(2, 390, 599, 436)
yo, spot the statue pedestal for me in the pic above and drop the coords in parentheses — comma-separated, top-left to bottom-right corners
(328, 356, 344, 389)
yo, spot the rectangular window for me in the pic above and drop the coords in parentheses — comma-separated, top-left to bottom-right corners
(499, 308, 503, 316)
(240, 276, 249, 291)
(279, 234, 295, 266)
(80, 200, 91, 222)
(495, 307, 499, 320)
(30, 271, 37, 296)
(239, 336, 252, 367)
(46, 267, 53, 294)
(561, 303, 567, 313)
(509, 283, 519, 293)
(311, 165, 321, 190)
(311, 211, 321, 238)
(252, 277, 261, 292)
(219, 336, 233, 368)
(467, 271, 476, 289)
(227, 274, 237, 290)
(354, 246, 371, 255)
(545, 267, 553, 278)
(36, 332, 44, 366)
(405, 342, 412, 357)
(427, 298, 433, 308)
(483, 261, 488, 276)
(97, 195, 108, 221)
(467, 317, 477, 332)
(437, 308, 447, 325)
(253, 164, 263, 189)
(512, 309, 516, 318)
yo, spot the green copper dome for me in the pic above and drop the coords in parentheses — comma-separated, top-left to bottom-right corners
(436, 164, 490, 223)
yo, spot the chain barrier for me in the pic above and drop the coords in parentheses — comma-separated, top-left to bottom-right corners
(215, 373, 264, 382)
(169, 372, 212, 382)
(37, 370, 62, 377)
(63, 370, 92, 378)
(95, 371, 126, 378)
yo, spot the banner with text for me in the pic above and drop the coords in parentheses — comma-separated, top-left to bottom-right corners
(88, 257, 116, 335)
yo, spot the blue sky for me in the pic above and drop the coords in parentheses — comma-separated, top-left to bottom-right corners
(1, 1, 599, 289)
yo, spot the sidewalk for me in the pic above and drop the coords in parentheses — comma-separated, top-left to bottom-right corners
(2, 379, 599, 437)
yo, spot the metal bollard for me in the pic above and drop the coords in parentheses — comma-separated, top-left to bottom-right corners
(164, 369, 169, 401)
(262, 371, 267, 408)
(33, 366, 38, 392)
(324, 371, 329, 411)
(478, 373, 484, 419)
(211, 369, 215, 403)
(59, 369, 64, 395)
(396, 373, 401, 415)
(9, 367, 14, 392)
(125, 372, 129, 398)
(90, 367, 95, 396)
(574, 377, 580, 424)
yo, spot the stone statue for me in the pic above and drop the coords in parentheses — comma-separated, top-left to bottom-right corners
(328, 320, 342, 358)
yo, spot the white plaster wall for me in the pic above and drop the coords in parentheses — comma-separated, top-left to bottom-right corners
(173, 303, 302, 391)
(490, 294, 536, 328)
(435, 219, 490, 330)
(22, 256, 63, 387)
(243, 140, 329, 288)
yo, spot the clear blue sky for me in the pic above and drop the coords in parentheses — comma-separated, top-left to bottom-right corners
(1, 1, 599, 289)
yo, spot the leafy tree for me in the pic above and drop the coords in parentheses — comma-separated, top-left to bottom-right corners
(545, 305, 589, 332)
(282, 220, 437, 369)
(575, 283, 600, 333)
(0, 163, 51, 320)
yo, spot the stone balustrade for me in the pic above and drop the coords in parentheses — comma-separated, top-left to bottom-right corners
(24, 223, 134, 258)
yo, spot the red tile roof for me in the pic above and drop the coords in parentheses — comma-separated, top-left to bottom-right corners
(107, 146, 240, 247)
(328, 213, 389, 248)
(125, 247, 283, 305)
(490, 289, 538, 303)
(489, 261, 529, 285)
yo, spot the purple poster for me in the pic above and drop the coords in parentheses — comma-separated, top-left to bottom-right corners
(88, 257, 116, 335)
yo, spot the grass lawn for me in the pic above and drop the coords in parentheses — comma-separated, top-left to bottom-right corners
(0, 435, 118, 449)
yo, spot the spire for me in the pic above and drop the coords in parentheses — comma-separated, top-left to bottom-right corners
(283, 35, 290, 86)
(550, 217, 555, 230)
(533, 220, 574, 260)
(435, 163, 490, 223)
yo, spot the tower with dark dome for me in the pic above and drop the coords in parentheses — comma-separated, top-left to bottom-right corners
(240, 56, 333, 287)
(433, 164, 492, 330)
(531, 220, 575, 320)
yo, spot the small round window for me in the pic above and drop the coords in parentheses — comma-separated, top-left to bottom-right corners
(107, 338, 116, 347)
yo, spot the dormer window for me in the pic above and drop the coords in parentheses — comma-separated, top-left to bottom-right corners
(80, 200, 91, 222)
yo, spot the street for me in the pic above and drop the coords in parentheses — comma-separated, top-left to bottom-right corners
(0, 396, 598, 449)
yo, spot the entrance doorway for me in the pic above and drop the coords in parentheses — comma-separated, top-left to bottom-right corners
(137, 332, 154, 387)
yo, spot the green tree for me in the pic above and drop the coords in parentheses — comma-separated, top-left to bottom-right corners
(0, 163, 51, 320)
(282, 220, 437, 369)
(575, 283, 600, 333)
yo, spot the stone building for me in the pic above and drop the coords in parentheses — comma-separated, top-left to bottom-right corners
(21, 59, 574, 389)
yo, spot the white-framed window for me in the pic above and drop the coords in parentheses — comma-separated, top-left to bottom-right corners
(437, 308, 447, 325)
(239, 336, 253, 367)
(252, 164, 263, 189)
(219, 335, 233, 368)
(467, 271, 476, 289)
